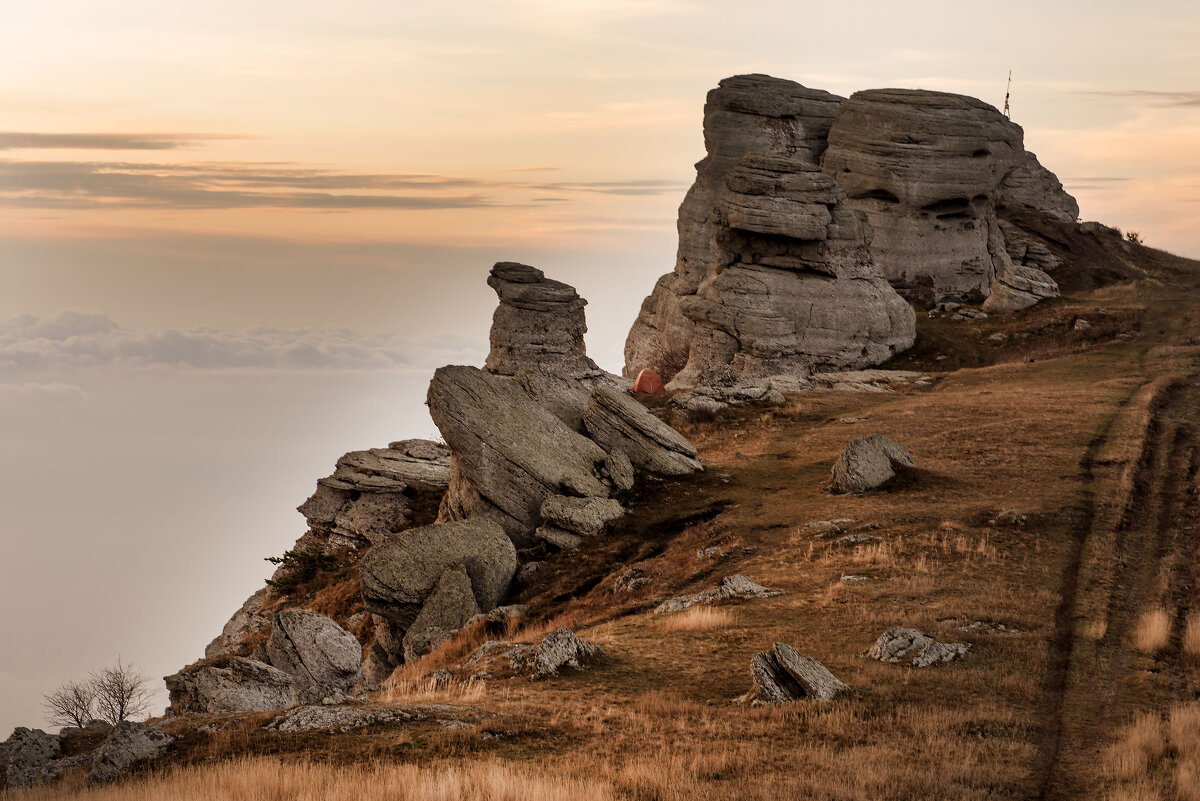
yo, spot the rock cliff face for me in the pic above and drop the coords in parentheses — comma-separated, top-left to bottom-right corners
(625, 75, 1082, 383)
(624, 75, 916, 388)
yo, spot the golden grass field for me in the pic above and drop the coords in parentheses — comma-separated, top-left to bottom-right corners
(11, 238, 1200, 800)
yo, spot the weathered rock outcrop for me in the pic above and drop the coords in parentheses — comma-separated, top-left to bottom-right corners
(462, 628, 603, 680)
(165, 656, 299, 715)
(296, 439, 450, 552)
(624, 74, 915, 389)
(1, 728, 62, 789)
(867, 627, 970, 667)
(830, 434, 916, 493)
(401, 564, 482, 662)
(204, 588, 270, 661)
(743, 642, 849, 703)
(823, 88, 1065, 308)
(583, 382, 703, 475)
(429, 365, 614, 546)
(485, 262, 601, 379)
(88, 721, 173, 784)
(264, 610, 363, 701)
(655, 574, 782, 614)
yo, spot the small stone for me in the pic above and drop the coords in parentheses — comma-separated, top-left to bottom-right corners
(834, 533, 881, 547)
(1074, 319, 1092, 331)
(866, 627, 970, 668)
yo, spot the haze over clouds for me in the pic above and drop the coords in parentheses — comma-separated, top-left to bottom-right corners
(2, 0, 1199, 736)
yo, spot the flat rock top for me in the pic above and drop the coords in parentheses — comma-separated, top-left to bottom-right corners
(487, 261, 584, 311)
(711, 73, 844, 118)
(847, 87, 1006, 116)
(318, 443, 450, 494)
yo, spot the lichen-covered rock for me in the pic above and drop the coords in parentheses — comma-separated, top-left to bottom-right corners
(401, 565, 482, 663)
(583, 382, 703, 475)
(529, 629, 603, 679)
(655, 574, 781, 613)
(1, 728, 61, 789)
(429, 365, 612, 545)
(744, 642, 848, 703)
(830, 434, 915, 493)
(265, 610, 363, 701)
(484, 262, 601, 378)
(867, 627, 970, 667)
(88, 721, 173, 784)
(624, 74, 914, 388)
(164, 657, 299, 715)
(539, 496, 625, 537)
(359, 517, 517, 630)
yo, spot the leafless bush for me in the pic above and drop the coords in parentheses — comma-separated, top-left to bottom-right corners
(90, 659, 153, 724)
(651, 340, 691, 384)
(42, 680, 97, 729)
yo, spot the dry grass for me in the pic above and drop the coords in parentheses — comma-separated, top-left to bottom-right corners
(1104, 712, 1166, 781)
(1183, 610, 1200, 659)
(380, 674, 488, 705)
(8, 758, 612, 801)
(1134, 607, 1172, 653)
(658, 606, 734, 632)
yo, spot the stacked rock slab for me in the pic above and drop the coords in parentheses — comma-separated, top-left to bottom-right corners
(624, 74, 916, 389)
(822, 88, 1068, 309)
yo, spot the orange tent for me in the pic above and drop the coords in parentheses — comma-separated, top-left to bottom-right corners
(631, 368, 666, 394)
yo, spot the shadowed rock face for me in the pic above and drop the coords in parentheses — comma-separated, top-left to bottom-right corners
(624, 74, 915, 388)
(823, 88, 1069, 308)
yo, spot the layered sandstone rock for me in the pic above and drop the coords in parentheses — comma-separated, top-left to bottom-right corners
(822, 88, 1066, 308)
(624, 75, 915, 389)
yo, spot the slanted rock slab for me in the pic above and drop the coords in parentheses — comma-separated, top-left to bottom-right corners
(266, 610, 363, 702)
(583, 382, 703, 476)
(745, 642, 848, 703)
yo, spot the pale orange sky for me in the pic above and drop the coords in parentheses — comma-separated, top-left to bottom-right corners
(2, 0, 1199, 736)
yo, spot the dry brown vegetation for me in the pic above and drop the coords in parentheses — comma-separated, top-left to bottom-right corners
(26, 236, 1200, 800)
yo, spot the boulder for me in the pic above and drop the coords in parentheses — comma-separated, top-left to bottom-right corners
(866, 627, 970, 667)
(624, 74, 914, 387)
(401, 565, 482, 663)
(363, 615, 405, 687)
(539, 495, 625, 537)
(428, 365, 612, 545)
(88, 721, 173, 784)
(655, 574, 781, 614)
(529, 629, 603, 679)
(830, 434, 916, 493)
(265, 610, 363, 701)
(997, 149, 1080, 223)
(582, 382, 703, 475)
(484, 261, 601, 379)
(359, 517, 517, 629)
(744, 642, 849, 703)
(981, 263, 1060, 313)
(164, 656, 299, 715)
(1, 728, 61, 789)
(631, 368, 666, 394)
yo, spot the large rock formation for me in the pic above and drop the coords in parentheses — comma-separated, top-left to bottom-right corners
(165, 656, 300, 715)
(624, 74, 916, 388)
(264, 609, 363, 700)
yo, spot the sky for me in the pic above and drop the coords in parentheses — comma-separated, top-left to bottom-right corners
(2, 0, 1199, 736)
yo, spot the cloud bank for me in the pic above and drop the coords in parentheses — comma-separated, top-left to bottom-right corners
(0, 311, 483, 372)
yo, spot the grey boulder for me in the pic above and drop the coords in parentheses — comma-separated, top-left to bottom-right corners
(830, 434, 915, 493)
(540, 495, 625, 537)
(745, 642, 849, 703)
(401, 564, 482, 663)
(165, 656, 299, 715)
(867, 627, 970, 668)
(89, 721, 173, 784)
(265, 610, 363, 701)
(1, 728, 61, 789)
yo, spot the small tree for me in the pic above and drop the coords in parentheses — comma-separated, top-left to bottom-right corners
(90, 659, 152, 725)
(1126, 230, 1144, 245)
(42, 679, 97, 729)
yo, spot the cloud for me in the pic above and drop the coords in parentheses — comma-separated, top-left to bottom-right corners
(0, 311, 483, 371)
(531, 179, 690, 196)
(0, 160, 494, 211)
(1064, 177, 1131, 190)
(0, 133, 237, 151)
(1084, 90, 1200, 107)
(0, 382, 88, 403)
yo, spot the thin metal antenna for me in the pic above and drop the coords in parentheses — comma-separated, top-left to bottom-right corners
(1003, 70, 1012, 118)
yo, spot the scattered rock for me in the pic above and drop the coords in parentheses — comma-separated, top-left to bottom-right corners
(830, 434, 916, 494)
(839, 417, 867, 424)
(834, 533, 881, 547)
(88, 721, 173, 784)
(805, 520, 845, 538)
(742, 642, 849, 703)
(655, 574, 781, 613)
(610, 565, 651, 593)
(696, 546, 725, 559)
(841, 574, 870, 582)
(1074, 318, 1092, 331)
(165, 657, 299, 715)
(990, 509, 1029, 526)
(529, 628, 603, 679)
(540, 495, 624, 537)
(987, 332, 1008, 343)
(866, 627, 970, 667)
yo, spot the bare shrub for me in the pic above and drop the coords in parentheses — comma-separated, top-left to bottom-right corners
(42, 680, 97, 729)
(90, 658, 153, 725)
(651, 340, 691, 384)
(1134, 607, 1172, 653)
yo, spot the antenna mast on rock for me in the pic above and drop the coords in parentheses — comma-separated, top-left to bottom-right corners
(1003, 70, 1012, 118)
